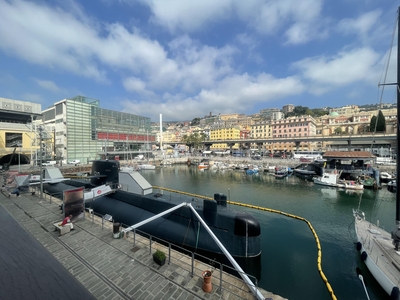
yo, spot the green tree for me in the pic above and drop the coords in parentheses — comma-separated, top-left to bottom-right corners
(181, 132, 207, 151)
(191, 118, 201, 126)
(285, 106, 328, 118)
(334, 127, 343, 135)
(377, 110, 386, 132)
(311, 108, 329, 117)
(369, 111, 386, 132)
(369, 116, 376, 132)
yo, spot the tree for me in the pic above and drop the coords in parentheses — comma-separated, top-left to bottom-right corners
(334, 127, 343, 135)
(369, 111, 386, 132)
(369, 116, 376, 132)
(311, 108, 329, 117)
(377, 110, 386, 132)
(285, 106, 328, 118)
(181, 132, 207, 151)
(191, 118, 201, 126)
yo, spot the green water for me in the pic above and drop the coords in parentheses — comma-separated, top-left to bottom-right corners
(140, 166, 395, 300)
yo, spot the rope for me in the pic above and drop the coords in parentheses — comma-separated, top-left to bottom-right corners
(153, 186, 337, 300)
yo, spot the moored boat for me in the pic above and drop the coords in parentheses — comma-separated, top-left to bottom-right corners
(198, 162, 209, 170)
(274, 166, 288, 178)
(337, 180, 364, 190)
(313, 172, 340, 187)
(139, 164, 156, 170)
(357, 174, 378, 189)
(380, 171, 395, 184)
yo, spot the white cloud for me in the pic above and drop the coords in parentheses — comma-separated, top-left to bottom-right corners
(21, 93, 44, 103)
(136, 0, 325, 44)
(235, 0, 324, 44)
(34, 79, 60, 92)
(338, 10, 382, 37)
(0, 0, 243, 97)
(0, 0, 391, 122)
(137, 0, 233, 32)
(123, 77, 146, 92)
(292, 47, 380, 94)
(121, 72, 305, 120)
(0, 0, 107, 81)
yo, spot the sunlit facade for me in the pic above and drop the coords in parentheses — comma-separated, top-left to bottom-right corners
(41, 96, 152, 163)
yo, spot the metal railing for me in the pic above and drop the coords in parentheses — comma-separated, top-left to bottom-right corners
(83, 205, 260, 299)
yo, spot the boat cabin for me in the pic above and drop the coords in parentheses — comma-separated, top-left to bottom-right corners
(321, 151, 376, 180)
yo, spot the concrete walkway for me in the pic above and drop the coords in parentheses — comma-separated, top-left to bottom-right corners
(0, 189, 286, 300)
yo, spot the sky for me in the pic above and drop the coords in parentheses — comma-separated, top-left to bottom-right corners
(0, 0, 399, 122)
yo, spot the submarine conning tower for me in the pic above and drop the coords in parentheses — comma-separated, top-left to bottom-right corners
(206, 193, 261, 238)
(90, 160, 120, 186)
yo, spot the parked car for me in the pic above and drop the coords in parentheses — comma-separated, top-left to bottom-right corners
(42, 161, 57, 166)
(68, 159, 81, 165)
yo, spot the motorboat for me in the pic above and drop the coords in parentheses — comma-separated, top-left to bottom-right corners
(313, 172, 339, 187)
(198, 162, 208, 170)
(380, 171, 395, 184)
(274, 166, 289, 178)
(337, 180, 364, 191)
(139, 164, 156, 170)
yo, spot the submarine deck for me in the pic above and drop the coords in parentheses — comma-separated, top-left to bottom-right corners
(0, 185, 286, 300)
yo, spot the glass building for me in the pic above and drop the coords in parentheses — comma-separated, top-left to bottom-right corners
(40, 96, 153, 163)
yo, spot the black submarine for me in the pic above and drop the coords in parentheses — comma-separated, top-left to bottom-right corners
(42, 160, 261, 259)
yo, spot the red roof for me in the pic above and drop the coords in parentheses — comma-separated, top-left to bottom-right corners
(323, 151, 376, 159)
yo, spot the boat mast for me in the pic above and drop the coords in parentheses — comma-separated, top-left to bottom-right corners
(397, 6, 400, 224)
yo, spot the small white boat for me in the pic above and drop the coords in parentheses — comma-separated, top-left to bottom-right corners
(337, 180, 364, 190)
(198, 162, 208, 170)
(380, 171, 395, 184)
(139, 164, 156, 170)
(313, 173, 339, 187)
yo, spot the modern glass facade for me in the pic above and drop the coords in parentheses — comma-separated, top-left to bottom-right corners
(41, 96, 153, 164)
(65, 96, 99, 163)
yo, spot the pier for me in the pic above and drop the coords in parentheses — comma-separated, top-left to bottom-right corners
(0, 183, 286, 300)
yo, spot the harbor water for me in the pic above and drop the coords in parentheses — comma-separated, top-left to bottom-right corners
(139, 165, 395, 300)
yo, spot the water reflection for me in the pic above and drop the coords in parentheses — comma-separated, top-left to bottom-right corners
(320, 188, 338, 199)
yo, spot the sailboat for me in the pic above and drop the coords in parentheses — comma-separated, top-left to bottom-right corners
(352, 7, 400, 299)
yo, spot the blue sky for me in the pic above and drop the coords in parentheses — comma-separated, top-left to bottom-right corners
(0, 0, 398, 121)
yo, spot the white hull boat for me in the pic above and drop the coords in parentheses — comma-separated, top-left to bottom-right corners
(139, 164, 156, 170)
(337, 180, 364, 190)
(313, 172, 340, 187)
(353, 210, 400, 298)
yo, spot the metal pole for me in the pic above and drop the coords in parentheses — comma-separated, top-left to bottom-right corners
(39, 126, 43, 199)
(187, 203, 264, 300)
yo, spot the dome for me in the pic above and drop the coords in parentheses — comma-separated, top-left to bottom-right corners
(329, 112, 339, 116)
